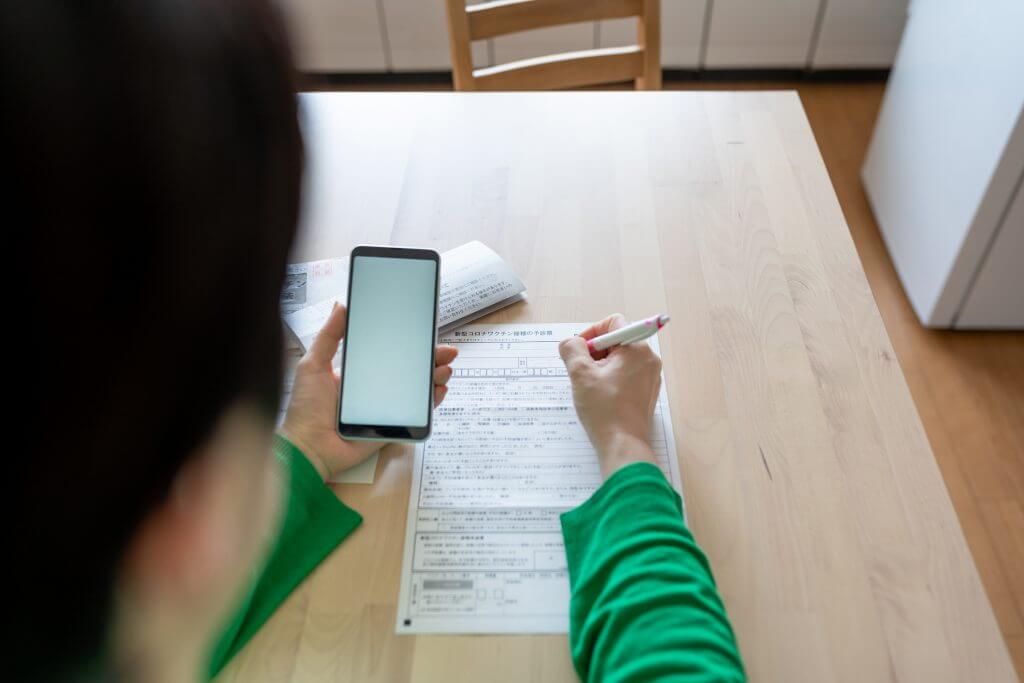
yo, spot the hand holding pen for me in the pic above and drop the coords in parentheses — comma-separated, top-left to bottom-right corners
(586, 313, 670, 357)
(558, 313, 666, 478)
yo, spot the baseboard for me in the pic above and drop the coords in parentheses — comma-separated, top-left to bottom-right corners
(300, 68, 890, 89)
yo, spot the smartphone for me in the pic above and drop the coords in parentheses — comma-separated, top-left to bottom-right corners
(337, 245, 441, 442)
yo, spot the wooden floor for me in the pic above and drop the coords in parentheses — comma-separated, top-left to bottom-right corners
(306, 76, 1024, 680)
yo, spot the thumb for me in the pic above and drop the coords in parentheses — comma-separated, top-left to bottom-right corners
(307, 302, 346, 368)
(558, 336, 593, 374)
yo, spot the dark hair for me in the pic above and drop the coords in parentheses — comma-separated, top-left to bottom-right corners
(4, 1, 303, 678)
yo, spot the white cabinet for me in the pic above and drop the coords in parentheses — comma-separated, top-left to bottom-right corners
(278, 0, 911, 73)
(862, 0, 1024, 328)
(704, 0, 820, 67)
(381, 0, 488, 71)
(811, 0, 908, 68)
(280, 0, 387, 72)
(598, 1, 707, 69)
(957, 182, 1024, 328)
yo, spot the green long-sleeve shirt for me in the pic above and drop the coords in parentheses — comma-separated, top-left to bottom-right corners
(561, 463, 745, 682)
(206, 435, 364, 678)
(208, 437, 745, 681)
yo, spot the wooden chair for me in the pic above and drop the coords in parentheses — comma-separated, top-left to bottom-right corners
(444, 0, 661, 91)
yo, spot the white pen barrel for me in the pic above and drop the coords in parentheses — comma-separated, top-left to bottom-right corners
(589, 318, 655, 351)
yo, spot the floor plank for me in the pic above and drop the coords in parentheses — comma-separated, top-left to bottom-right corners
(1010, 635, 1024, 683)
(303, 74, 1024, 680)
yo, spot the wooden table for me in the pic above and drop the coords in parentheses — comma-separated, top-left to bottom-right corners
(220, 92, 1017, 682)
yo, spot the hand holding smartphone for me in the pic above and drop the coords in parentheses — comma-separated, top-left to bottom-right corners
(337, 245, 441, 442)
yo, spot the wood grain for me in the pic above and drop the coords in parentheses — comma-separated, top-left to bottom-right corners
(793, 81, 1024, 682)
(216, 91, 1019, 682)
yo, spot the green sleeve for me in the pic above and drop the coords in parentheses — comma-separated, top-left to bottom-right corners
(206, 435, 363, 680)
(561, 462, 745, 683)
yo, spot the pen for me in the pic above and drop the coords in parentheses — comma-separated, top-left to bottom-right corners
(586, 314, 670, 353)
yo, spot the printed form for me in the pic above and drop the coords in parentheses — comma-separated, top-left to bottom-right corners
(395, 324, 683, 634)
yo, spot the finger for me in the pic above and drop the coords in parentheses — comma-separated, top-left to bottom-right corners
(558, 336, 593, 375)
(577, 313, 628, 341)
(578, 313, 629, 360)
(434, 384, 449, 406)
(433, 364, 453, 386)
(435, 345, 458, 366)
(307, 303, 347, 368)
(609, 340, 662, 372)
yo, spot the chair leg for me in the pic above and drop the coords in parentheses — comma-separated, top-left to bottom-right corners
(637, 0, 662, 90)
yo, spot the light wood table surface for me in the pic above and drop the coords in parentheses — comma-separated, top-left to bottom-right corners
(219, 92, 1017, 683)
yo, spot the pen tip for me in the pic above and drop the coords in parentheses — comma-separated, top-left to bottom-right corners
(658, 314, 670, 325)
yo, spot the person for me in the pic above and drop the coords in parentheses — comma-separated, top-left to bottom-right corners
(8, 1, 745, 681)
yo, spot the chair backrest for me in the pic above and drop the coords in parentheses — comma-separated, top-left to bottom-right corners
(444, 0, 661, 91)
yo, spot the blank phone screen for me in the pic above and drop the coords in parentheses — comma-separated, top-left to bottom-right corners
(340, 256, 438, 427)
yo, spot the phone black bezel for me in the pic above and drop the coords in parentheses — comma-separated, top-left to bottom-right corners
(336, 245, 441, 442)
